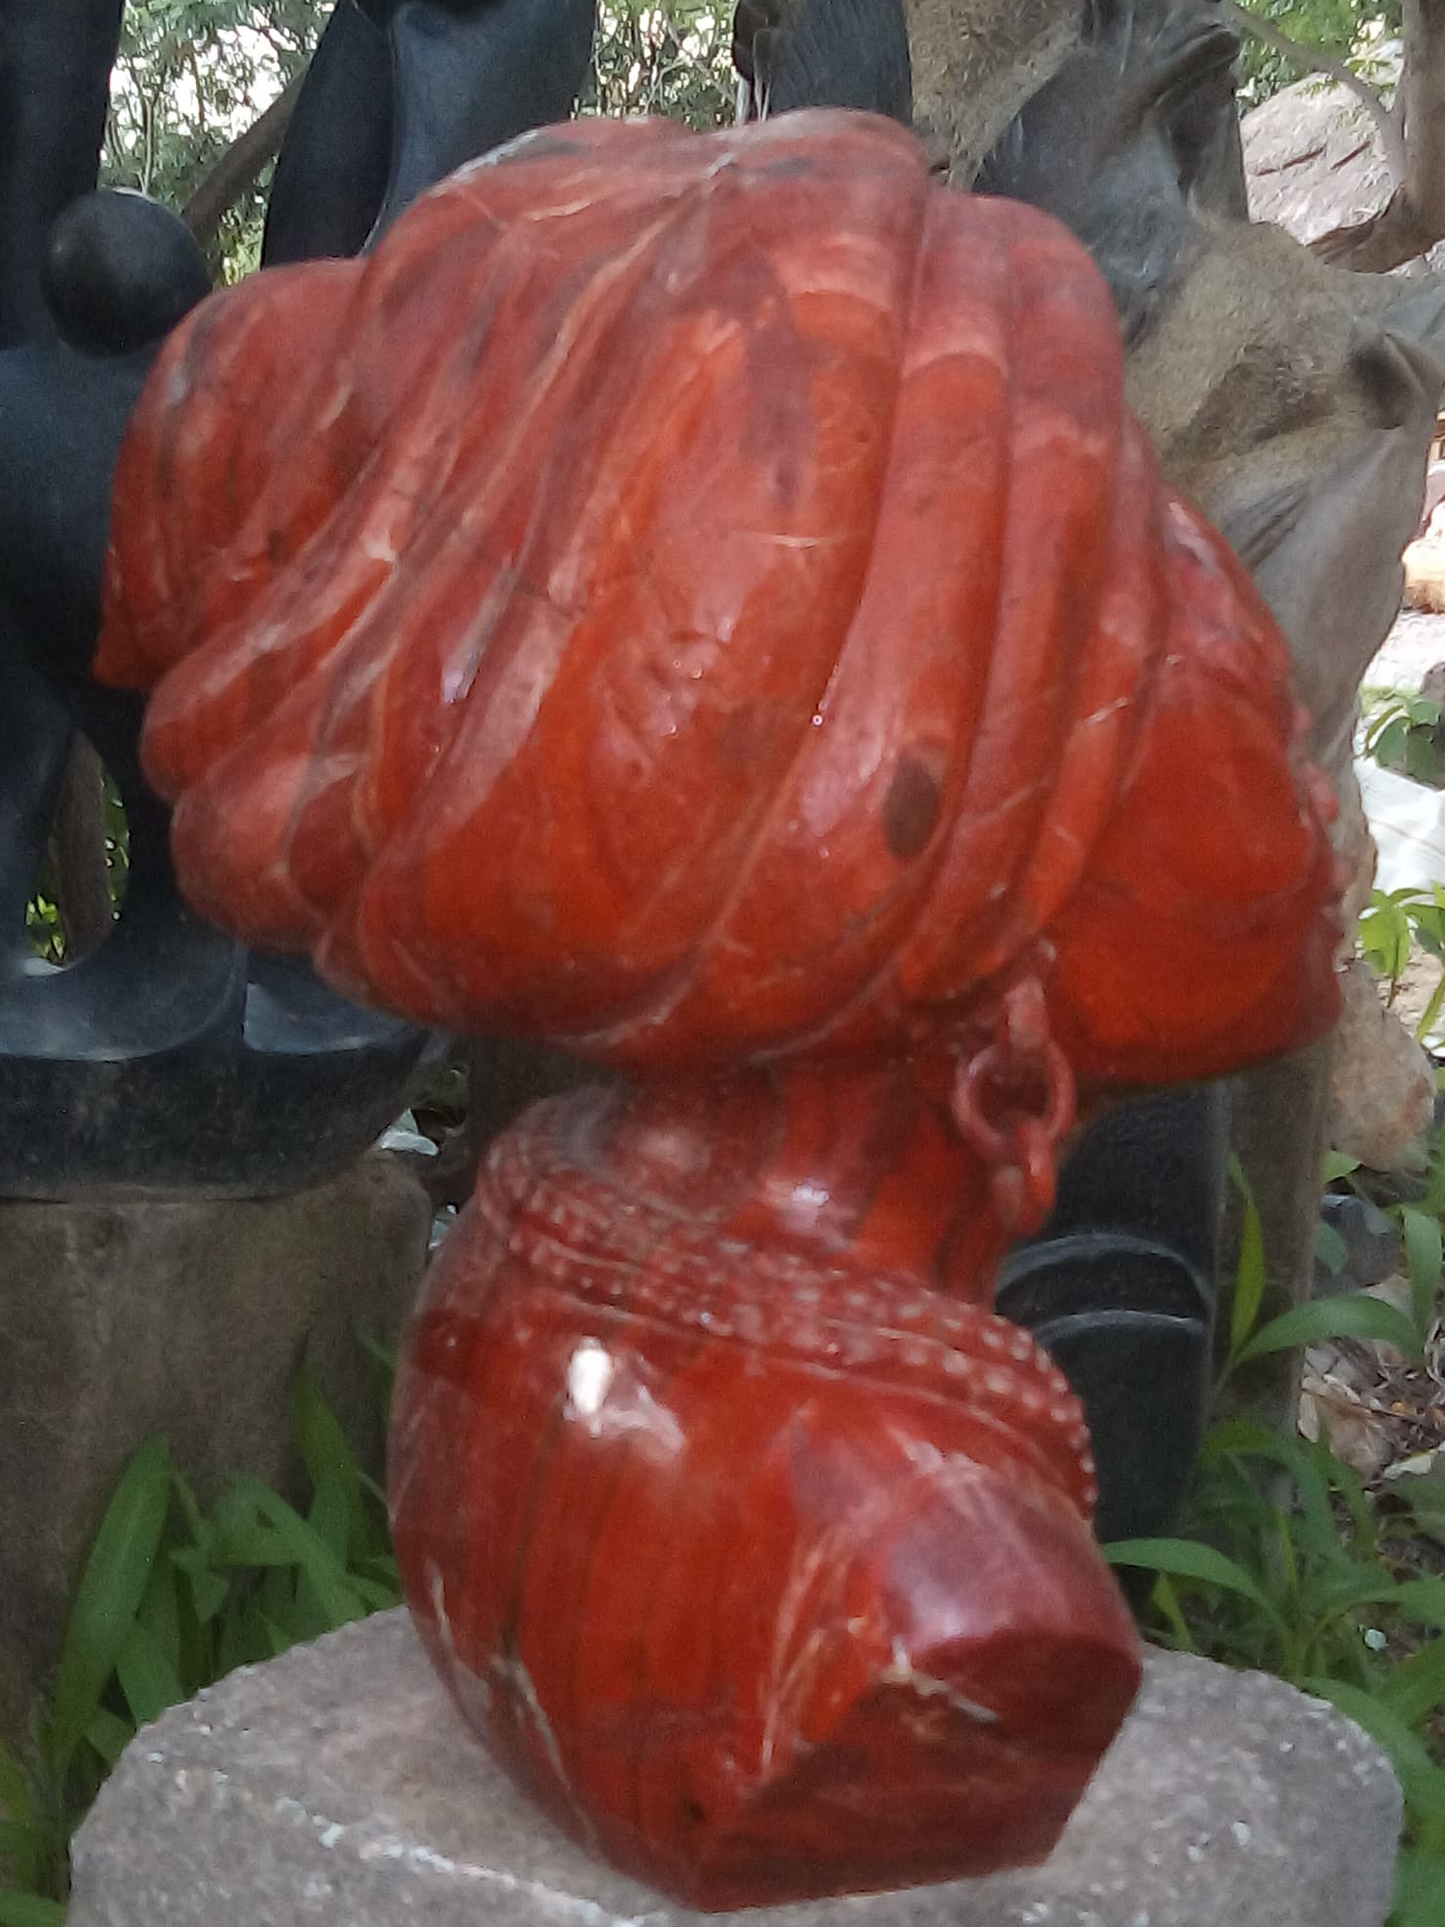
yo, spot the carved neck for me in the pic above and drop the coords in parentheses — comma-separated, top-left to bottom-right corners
(558, 1060, 1017, 1305)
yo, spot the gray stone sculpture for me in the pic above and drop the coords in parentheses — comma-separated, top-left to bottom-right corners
(912, 0, 1445, 1461)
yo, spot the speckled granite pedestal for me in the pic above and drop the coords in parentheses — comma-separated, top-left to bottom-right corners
(67, 1610, 1401, 1927)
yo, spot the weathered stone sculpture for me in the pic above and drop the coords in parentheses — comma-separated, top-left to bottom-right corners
(263, 0, 597, 264)
(733, 0, 913, 123)
(93, 108, 1343, 1903)
(912, 0, 1445, 1489)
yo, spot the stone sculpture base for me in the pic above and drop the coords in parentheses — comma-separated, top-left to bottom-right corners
(0, 1154, 430, 1749)
(68, 1610, 1401, 1927)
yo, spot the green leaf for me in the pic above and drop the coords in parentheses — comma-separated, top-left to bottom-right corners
(1305, 1565, 1428, 1617)
(211, 1524, 297, 1569)
(169, 1547, 230, 1628)
(1394, 1848, 1445, 1927)
(1228, 1157, 1266, 1354)
(1147, 1572, 1196, 1652)
(1103, 1537, 1274, 1611)
(1236, 1293, 1424, 1364)
(1415, 967, 1445, 1042)
(261, 1615, 299, 1660)
(1302, 1676, 1440, 1812)
(1198, 1419, 1340, 1560)
(1314, 1218, 1348, 1276)
(1374, 715, 1410, 770)
(1321, 1150, 1361, 1182)
(258, 1564, 295, 1627)
(1389, 1578, 1445, 1631)
(293, 1364, 363, 1539)
(215, 1604, 278, 1678)
(1382, 1632, 1445, 1728)
(351, 1573, 403, 1612)
(0, 1895, 67, 1927)
(83, 1705, 135, 1773)
(136, 1547, 183, 1682)
(114, 1617, 184, 1730)
(168, 1467, 208, 1550)
(1359, 890, 1414, 984)
(1400, 1205, 1444, 1337)
(49, 1437, 173, 1780)
(226, 1480, 366, 1631)
(307, 1477, 352, 1568)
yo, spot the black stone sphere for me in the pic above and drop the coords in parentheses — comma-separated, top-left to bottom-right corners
(44, 188, 212, 357)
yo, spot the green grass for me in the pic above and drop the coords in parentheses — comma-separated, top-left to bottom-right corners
(1107, 1172, 1445, 1927)
(0, 1364, 399, 1911)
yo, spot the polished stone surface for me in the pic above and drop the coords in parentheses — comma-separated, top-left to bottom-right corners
(69, 1610, 1402, 1927)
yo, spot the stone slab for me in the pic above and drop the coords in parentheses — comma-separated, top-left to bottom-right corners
(69, 1609, 1402, 1927)
(0, 1153, 430, 1748)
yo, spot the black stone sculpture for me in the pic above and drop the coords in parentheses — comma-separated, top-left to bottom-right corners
(0, 0, 598, 1195)
(264, 0, 597, 265)
(733, 0, 912, 125)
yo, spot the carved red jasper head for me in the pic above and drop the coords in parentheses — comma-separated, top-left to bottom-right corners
(96, 109, 1341, 1089)
(94, 108, 1343, 1911)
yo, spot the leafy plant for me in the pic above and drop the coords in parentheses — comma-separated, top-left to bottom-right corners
(1329, 1120, 1445, 1343)
(25, 774, 129, 967)
(1108, 1170, 1445, 1927)
(0, 1365, 398, 1912)
(584, 2, 733, 128)
(1361, 685, 1445, 789)
(1358, 884, 1445, 1037)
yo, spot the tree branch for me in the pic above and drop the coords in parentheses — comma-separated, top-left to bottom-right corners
(1303, 0, 1445, 272)
(1309, 191, 1442, 269)
(1226, 1, 1409, 183)
(180, 75, 302, 249)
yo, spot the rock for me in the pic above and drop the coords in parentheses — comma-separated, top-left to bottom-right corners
(1326, 958, 1435, 1173)
(68, 1610, 1402, 1927)
(1403, 534, 1445, 614)
(1418, 660, 1445, 711)
(0, 1153, 430, 1751)
(1316, 1193, 1401, 1297)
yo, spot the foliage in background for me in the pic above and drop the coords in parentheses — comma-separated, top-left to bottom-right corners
(1359, 884, 1445, 1041)
(585, 1, 733, 127)
(99, 2, 736, 279)
(103, 0, 321, 276)
(82, 0, 1445, 270)
(25, 781, 129, 967)
(1235, 1, 1403, 100)
(0, 1366, 398, 1916)
(1361, 685, 1445, 790)
(1108, 1167, 1445, 1927)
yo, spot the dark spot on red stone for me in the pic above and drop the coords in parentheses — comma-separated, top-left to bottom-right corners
(884, 752, 943, 860)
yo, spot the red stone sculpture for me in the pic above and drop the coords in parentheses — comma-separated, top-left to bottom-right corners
(96, 112, 1343, 1910)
